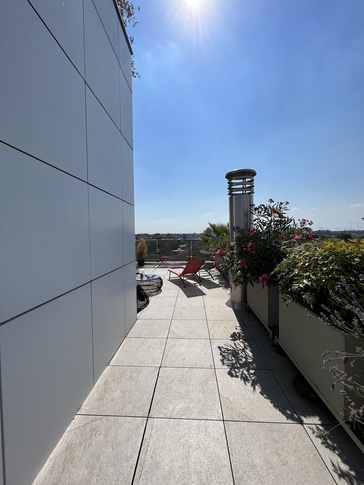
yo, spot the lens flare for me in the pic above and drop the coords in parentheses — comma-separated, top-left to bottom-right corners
(186, 0, 204, 8)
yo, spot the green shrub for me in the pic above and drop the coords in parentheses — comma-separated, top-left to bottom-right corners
(275, 239, 364, 312)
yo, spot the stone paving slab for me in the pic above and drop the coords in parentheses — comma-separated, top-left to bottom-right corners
(110, 337, 166, 367)
(32, 268, 364, 484)
(211, 338, 270, 371)
(79, 366, 158, 417)
(168, 319, 209, 338)
(150, 367, 222, 420)
(127, 319, 171, 338)
(273, 369, 337, 425)
(162, 338, 214, 368)
(304, 424, 364, 484)
(133, 418, 233, 485)
(216, 368, 300, 423)
(225, 421, 336, 485)
(207, 318, 253, 339)
(33, 416, 146, 485)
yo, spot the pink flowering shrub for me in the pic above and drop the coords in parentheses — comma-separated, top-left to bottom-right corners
(212, 199, 314, 287)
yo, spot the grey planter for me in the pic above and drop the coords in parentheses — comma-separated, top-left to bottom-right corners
(278, 298, 364, 452)
(247, 283, 279, 331)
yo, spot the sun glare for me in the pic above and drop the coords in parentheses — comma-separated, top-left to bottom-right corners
(185, 0, 203, 8)
(167, 0, 221, 56)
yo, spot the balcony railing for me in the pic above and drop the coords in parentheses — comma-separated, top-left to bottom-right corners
(135, 239, 211, 262)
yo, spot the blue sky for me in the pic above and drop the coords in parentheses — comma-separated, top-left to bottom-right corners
(131, 0, 364, 233)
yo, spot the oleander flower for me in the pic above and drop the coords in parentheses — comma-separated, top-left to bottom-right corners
(211, 199, 314, 287)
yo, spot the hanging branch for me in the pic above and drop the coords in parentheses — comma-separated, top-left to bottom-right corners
(116, 0, 140, 78)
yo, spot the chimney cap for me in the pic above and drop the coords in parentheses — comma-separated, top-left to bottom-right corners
(225, 169, 257, 180)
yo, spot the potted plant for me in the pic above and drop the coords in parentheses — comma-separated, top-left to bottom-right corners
(136, 237, 147, 267)
(320, 275, 364, 450)
(211, 199, 313, 329)
(274, 238, 364, 437)
(275, 238, 364, 311)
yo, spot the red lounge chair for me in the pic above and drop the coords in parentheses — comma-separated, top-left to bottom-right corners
(168, 260, 205, 287)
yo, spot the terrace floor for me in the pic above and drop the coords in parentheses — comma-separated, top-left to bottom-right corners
(33, 264, 364, 484)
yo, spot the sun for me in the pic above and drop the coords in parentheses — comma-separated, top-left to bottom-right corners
(168, 0, 220, 56)
(185, 0, 204, 9)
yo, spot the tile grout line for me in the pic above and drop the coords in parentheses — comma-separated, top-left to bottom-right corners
(130, 281, 178, 484)
(204, 297, 236, 485)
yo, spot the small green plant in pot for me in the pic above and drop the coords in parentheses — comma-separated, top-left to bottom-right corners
(136, 237, 147, 267)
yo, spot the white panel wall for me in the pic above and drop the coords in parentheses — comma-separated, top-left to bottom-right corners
(92, 269, 126, 381)
(0, 287, 93, 485)
(122, 136, 135, 204)
(124, 262, 138, 335)
(0, 2, 87, 180)
(0, 1, 136, 484)
(0, 144, 90, 324)
(93, 0, 120, 60)
(89, 186, 124, 279)
(0, 400, 3, 485)
(120, 72, 134, 147)
(86, 88, 123, 197)
(84, 0, 121, 129)
(119, 27, 133, 89)
(29, 0, 86, 76)
(123, 202, 136, 264)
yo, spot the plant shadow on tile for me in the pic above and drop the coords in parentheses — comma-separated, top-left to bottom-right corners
(217, 327, 311, 423)
(307, 424, 364, 485)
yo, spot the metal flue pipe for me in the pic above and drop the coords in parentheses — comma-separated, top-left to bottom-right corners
(226, 168, 256, 240)
(225, 168, 257, 308)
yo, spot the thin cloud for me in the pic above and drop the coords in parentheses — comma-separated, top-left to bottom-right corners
(350, 203, 364, 209)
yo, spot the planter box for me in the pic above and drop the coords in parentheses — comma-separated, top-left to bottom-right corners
(247, 283, 279, 331)
(278, 298, 364, 450)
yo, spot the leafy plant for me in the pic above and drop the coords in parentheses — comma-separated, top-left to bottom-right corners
(117, 0, 140, 78)
(275, 239, 364, 312)
(212, 199, 314, 287)
(200, 223, 229, 253)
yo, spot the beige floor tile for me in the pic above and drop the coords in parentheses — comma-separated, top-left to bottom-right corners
(216, 368, 299, 422)
(79, 366, 158, 416)
(226, 421, 336, 485)
(240, 316, 271, 340)
(205, 306, 238, 321)
(111, 338, 166, 367)
(150, 368, 222, 419)
(173, 306, 206, 320)
(273, 370, 337, 425)
(255, 339, 296, 370)
(138, 305, 174, 320)
(167, 275, 201, 288)
(211, 339, 270, 371)
(33, 416, 146, 485)
(162, 338, 214, 368)
(175, 296, 204, 307)
(148, 296, 176, 307)
(178, 285, 206, 298)
(154, 288, 179, 298)
(304, 424, 364, 484)
(201, 280, 229, 295)
(128, 319, 171, 338)
(168, 319, 209, 338)
(207, 319, 252, 340)
(203, 296, 231, 307)
(134, 419, 233, 484)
